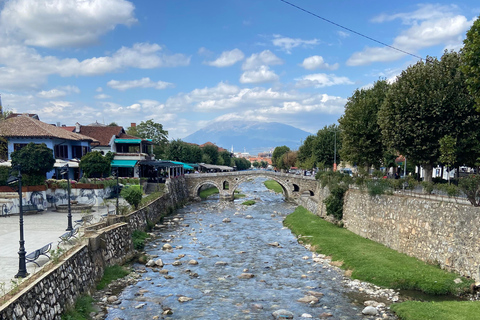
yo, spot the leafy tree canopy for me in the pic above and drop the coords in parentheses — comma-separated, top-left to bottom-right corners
(202, 144, 219, 164)
(126, 119, 168, 145)
(461, 16, 480, 111)
(11, 142, 55, 176)
(79, 151, 113, 178)
(272, 146, 290, 169)
(313, 124, 341, 168)
(234, 157, 251, 170)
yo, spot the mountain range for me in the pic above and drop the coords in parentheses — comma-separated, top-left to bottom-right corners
(183, 120, 311, 155)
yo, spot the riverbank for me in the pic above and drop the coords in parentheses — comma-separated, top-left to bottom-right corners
(284, 206, 479, 320)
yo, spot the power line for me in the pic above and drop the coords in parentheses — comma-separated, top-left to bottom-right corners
(279, 0, 424, 61)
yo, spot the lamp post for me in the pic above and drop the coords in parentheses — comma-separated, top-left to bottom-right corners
(60, 164, 73, 231)
(8, 165, 28, 278)
(112, 167, 119, 215)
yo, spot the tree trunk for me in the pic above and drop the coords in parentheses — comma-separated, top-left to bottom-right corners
(423, 163, 433, 182)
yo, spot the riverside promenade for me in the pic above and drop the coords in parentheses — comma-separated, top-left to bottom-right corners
(0, 206, 110, 294)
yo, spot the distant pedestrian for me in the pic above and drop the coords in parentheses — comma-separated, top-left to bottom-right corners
(395, 172, 399, 179)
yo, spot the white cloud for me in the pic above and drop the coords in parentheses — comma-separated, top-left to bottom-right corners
(272, 35, 319, 53)
(239, 66, 279, 84)
(0, 43, 190, 90)
(94, 94, 110, 99)
(96, 87, 103, 92)
(348, 5, 473, 66)
(204, 48, 244, 67)
(37, 85, 80, 98)
(337, 31, 350, 38)
(107, 77, 174, 91)
(295, 73, 353, 88)
(242, 50, 283, 70)
(0, 0, 137, 48)
(300, 55, 339, 70)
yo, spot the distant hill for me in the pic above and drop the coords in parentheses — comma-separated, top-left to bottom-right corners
(183, 120, 311, 155)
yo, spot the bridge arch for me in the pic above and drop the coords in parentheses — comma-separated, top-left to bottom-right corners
(230, 174, 291, 200)
(192, 180, 223, 199)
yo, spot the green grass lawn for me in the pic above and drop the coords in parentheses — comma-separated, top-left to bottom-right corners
(283, 206, 473, 296)
(264, 180, 283, 193)
(391, 301, 480, 320)
(199, 187, 219, 199)
(242, 200, 256, 205)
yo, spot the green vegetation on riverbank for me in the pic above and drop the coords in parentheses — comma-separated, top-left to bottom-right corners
(264, 180, 283, 193)
(61, 295, 94, 320)
(199, 187, 219, 199)
(391, 300, 480, 320)
(96, 265, 130, 290)
(234, 190, 246, 199)
(283, 207, 473, 296)
(242, 200, 256, 206)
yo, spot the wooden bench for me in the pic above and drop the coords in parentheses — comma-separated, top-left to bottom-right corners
(26, 242, 52, 267)
(74, 214, 93, 228)
(58, 227, 79, 245)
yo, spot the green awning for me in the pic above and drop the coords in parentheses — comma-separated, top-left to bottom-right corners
(171, 161, 194, 170)
(111, 160, 138, 168)
(114, 139, 142, 144)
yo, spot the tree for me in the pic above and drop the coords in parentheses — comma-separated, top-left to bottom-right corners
(108, 122, 118, 126)
(439, 135, 457, 182)
(219, 150, 232, 166)
(339, 79, 389, 169)
(378, 51, 479, 182)
(461, 16, 480, 111)
(281, 151, 297, 169)
(253, 161, 260, 168)
(313, 125, 341, 169)
(296, 135, 316, 169)
(234, 157, 251, 170)
(202, 144, 219, 164)
(10, 143, 55, 185)
(260, 161, 268, 168)
(79, 151, 113, 178)
(127, 120, 169, 159)
(272, 146, 290, 169)
(121, 187, 142, 209)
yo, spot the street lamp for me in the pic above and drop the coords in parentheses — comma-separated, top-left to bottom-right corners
(7, 165, 28, 278)
(112, 167, 119, 215)
(60, 164, 73, 231)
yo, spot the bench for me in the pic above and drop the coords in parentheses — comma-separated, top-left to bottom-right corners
(58, 227, 79, 246)
(74, 214, 93, 228)
(26, 242, 52, 267)
(21, 204, 41, 214)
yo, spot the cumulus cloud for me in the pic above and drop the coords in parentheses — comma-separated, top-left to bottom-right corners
(0, 43, 190, 90)
(300, 56, 339, 70)
(240, 66, 279, 84)
(204, 48, 244, 67)
(242, 50, 283, 70)
(347, 5, 473, 66)
(36, 85, 80, 98)
(94, 94, 111, 99)
(272, 35, 319, 53)
(0, 0, 137, 48)
(295, 73, 353, 88)
(107, 77, 174, 91)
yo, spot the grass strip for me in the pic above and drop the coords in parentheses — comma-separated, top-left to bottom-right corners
(242, 200, 256, 206)
(391, 301, 480, 320)
(61, 295, 94, 320)
(96, 265, 131, 290)
(264, 180, 283, 193)
(132, 229, 149, 250)
(283, 206, 473, 296)
(199, 187, 219, 199)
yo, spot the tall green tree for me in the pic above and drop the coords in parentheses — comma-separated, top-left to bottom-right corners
(219, 150, 232, 166)
(202, 144, 218, 164)
(313, 124, 341, 169)
(378, 51, 479, 181)
(79, 151, 113, 178)
(339, 79, 389, 169)
(461, 15, 480, 111)
(127, 120, 169, 159)
(272, 146, 290, 169)
(296, 135, 316, 169)
(234, 157, 251, 170)
(11, 143, 55, 185)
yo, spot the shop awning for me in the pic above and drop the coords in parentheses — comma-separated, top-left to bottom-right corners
(111, 160, 138, 168)
(138, 160, 177, 168)
(53, 159, 80, 168)
(114, 139, 142, 144)
(171, 161, 194, 170)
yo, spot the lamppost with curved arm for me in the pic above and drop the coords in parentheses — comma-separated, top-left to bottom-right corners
(7, 165, 28, 278)
(60, 164, 73, 231)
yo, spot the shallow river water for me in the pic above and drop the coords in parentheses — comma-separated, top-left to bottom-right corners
(105, 178, 393, 319)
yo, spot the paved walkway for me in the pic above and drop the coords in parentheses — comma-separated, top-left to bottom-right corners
(0, 205, 111, 296)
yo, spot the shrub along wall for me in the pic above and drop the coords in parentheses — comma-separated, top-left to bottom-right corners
(0, 178, 188, 320)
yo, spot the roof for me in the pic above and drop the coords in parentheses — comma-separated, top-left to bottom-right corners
(0, 115, 98, 143)
(6, 113, 39, 120)
(76, 125, 123, 146)
(199, 163, 234, 171)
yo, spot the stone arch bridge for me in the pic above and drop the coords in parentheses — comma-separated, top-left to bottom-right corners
(184, 171, 317, 201)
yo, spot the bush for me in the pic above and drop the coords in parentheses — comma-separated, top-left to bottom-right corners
(458, 175, 480, 206)
(121, 186, 143, 209)
(323, 184, 348, 220)
(436, 183, 461, 198)
(132, 230, 149, 250)
(421, 181, 435, 194)
(0, 166, 9, 186)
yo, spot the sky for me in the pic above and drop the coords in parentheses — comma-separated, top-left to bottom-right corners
(0, 0, 478, 146)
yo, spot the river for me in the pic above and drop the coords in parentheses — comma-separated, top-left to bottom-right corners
(105, 178, 396, 319)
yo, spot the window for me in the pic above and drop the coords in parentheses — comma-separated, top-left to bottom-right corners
(54, 145, 68, 159)
(13, 143, 28, 152)
(72, 146, 82, 159)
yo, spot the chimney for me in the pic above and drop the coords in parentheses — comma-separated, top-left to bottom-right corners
(131, 122, 136, 127)
(75, 122, 81, 133)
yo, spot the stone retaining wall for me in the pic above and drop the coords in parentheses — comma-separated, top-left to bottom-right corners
(0, 178, 188, 320)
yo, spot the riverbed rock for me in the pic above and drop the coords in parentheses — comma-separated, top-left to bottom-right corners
(362, 306, 378, 315)
(238, 273, 254, 279)
(172, 261, 182, 266)
(134, 303, 146, 309)
(145, 260, 155, 267)
(215, 261, 228, 266)
(272, 309, 294, 319)
(301, 314, 312, 318)
(297, 295, 319, 304)
(268, 242, 281, 247)
(155, 259, 164, 267)
(178, 296, 193, 302)
(245, 215, 253, 219)
(162, 244, 172, 250)
(107, 296, 118, 303)
(319, 312, 333, 318)
(306, 290, 324, 298)
(158, 269, 169, 274)
(188, 259, 198, 265)
(223, 218, 231, 223)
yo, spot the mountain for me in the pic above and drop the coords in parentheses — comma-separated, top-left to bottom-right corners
(183, 121, 311, 155)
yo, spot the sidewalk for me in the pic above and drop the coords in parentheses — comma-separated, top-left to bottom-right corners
(0, 205, 110, 296)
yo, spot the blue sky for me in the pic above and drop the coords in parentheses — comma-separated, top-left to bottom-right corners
(0, 0, 478, 145)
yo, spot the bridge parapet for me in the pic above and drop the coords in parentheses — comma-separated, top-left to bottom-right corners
(184, 170, 317, 201)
